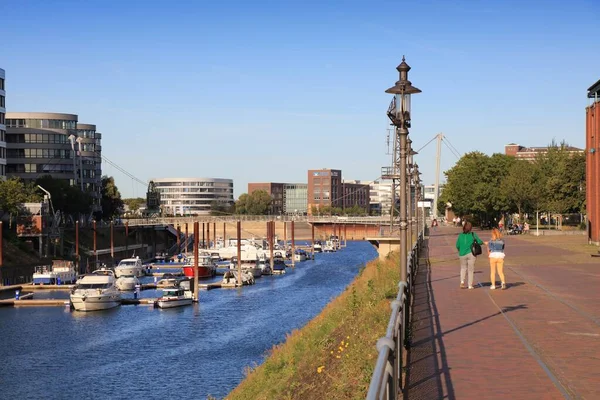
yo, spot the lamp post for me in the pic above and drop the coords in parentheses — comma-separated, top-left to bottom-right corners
(385, 56, 421, 283)
(413, 164, 421, 240)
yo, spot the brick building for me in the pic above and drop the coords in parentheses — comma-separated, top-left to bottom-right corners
(505, 143, 583, 161)
(307, 169, 370, 214)
(586, 79, 600, 244)
(247, 182, 285, 215)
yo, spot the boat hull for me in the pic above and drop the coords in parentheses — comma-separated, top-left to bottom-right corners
(182, 266, 215, 279)
(70, 293, 121, 311)
(156, 298, 193, 309)
(114, 266, 145, 278)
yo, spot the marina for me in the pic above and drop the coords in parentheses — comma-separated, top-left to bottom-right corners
(0, 241, 376, 399)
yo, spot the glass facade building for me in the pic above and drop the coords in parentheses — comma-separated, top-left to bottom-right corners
(0, 68, 6, 179)
(153, 177, 234, 216)
(283, 183, 308, 215)
(5, 113, 103, 204)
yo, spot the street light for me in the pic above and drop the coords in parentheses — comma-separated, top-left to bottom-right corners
(386, 56, 421, 283)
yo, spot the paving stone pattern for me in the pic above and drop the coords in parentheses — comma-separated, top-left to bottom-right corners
(405, 227, 600, 400)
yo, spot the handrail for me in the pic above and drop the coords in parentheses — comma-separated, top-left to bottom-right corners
(122, 215, 397, 227)
(366, 232, 423, 400)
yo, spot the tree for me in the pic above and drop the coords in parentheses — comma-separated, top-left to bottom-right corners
(502, 160, 537, 222)
(210, 200, 233, 216)
(101, 176, 124, 219)
(36, 175, 93, 215)
(235, 190, 272, 215)
(123, 197, 145, 214)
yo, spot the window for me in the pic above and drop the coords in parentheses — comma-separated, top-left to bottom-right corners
(0, 95, 4, 108)
(0, 112, 4, 124)
(0, 78, 4, 90)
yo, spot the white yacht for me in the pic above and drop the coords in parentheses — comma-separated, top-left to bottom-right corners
(115, 275, 140, 291)
(114, 256, 145, 278)
(70, 270, 121, 311)
(313, 241, 323, 253)
(32, 260, 77, 285)
(323, 241, 335, 253)
(222, 269, 255, 286)
(155, 287, 193, 309)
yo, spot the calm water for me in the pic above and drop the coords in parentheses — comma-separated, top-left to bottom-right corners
(0, 241, 376, 400)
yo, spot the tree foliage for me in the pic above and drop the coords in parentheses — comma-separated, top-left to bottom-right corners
(123, 197, 145, 213)
(0, 178, 39, 216)
(440, 144, 586, 224)
(210, 200, 234, 216)
(235, 190, 272, 215)
(36, 175, 93, 215)
(100, 176, 124, 219)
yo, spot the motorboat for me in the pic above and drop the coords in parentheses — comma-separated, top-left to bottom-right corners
(155, 287, 193, 309)
(156, 273, 185, 288)
(241, 260, 262, 278)
(70, 270, 121, 311)
(115, 275, 140, 291)
(222, 269, 255, 286)
(32, 260, 77, 285)
(114, 256, 145, 278)
(272, 251, 287, 274)
(257, 254, 272, 275)
(313, 241, 323, 253)
(323, 241, 335, 253)
(293, 249, 307, 262)
(182, 254, 216, 279)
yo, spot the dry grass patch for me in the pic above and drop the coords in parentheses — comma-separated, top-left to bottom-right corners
(226, 253, 401, 400)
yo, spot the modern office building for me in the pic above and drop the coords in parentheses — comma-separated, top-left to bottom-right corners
(340, 179, 372, 212)
(153, 177, 234, 216)
(283, 183, 308, 215)
(5, 112, 103, 203)
(0, 68, 6, 179)
(505, 143, 583, 161)
(307, 168, 343, 213)
(586, 79, 600, 244)
(247, 182, 285, 215)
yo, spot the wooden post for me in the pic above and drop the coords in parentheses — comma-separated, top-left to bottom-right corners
(237, 221, 242, 285)
(283, 222, 287, 253)
(176, 225, 181, 254)
(185, 223, 188, 254)
(269, 221, 274, 270)
(291, 221, 295, 267)
(344, 224, 348, 247)
(207, 222, 211, 250)
(75, 221, 79, 274)
(223, 222, 226, 248)
(93, 220, 97, 265)
(193, 221, 199, 302)
(311, 223, 315, 260)
(202, 223, 205, 249)
(125, 221, 129, 254)
(110, 221, 114, 266)
(213, 223, 216, 249)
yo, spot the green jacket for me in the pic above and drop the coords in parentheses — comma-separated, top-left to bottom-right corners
(456, 232, 484, 257)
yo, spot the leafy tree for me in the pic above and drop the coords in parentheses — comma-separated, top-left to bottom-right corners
(235, 190, 272, 215)
(36, 175, 93, 215)
(123, 197, 145, 214)
(210, 200, 233, 216)
(100, 176, 124, 219)
(502, 160, 537, 221)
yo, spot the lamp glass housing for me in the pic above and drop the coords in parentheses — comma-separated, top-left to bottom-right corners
(395, 93, 411, 121)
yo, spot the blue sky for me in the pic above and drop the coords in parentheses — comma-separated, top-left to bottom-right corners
(2, 0, 598, 198)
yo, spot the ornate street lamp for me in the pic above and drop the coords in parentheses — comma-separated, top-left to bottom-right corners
(385, 56, 421, 282)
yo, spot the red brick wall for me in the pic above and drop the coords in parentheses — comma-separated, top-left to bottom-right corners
(586, 103, 600, 243)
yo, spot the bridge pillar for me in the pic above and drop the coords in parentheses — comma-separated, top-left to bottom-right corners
(366, 237, 402, 259)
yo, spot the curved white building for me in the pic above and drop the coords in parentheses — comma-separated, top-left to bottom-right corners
(152, 177, 234, 216)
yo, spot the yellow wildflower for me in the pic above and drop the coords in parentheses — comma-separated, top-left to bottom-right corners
(317, 366, 325, 373)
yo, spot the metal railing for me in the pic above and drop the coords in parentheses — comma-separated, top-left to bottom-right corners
(123, 215, 397, 227)
(366, 232, 423, 400)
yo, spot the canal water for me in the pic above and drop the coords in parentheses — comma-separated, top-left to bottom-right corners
(0, 241, 376, 400)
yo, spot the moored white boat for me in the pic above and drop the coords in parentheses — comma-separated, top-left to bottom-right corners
(222, 269, 255, 286)
(70, 270, 121, 311)
(155, 287, 193, 309)
(114, 256, 145, 278)
(32, 260, 77, 285)
(115, 275, 140, 291)
(293, 249, 307, 262)
(313, 241, 323, 253)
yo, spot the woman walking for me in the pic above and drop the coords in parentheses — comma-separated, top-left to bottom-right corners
(487, 228, 506, 290)
(455, 221, 485, 289)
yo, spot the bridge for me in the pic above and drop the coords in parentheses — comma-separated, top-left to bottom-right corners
(123, 215, 395, 227)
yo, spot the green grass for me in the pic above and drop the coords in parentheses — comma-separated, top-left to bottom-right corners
(225, 253, 401, 400)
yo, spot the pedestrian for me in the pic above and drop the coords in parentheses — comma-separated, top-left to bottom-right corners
(523, 222, 530, 234)
(452, 217, 457, 226)
(487, 228, 506, 290)
(455, 221, 485, 289)
(456, 216, 462, 227)
(432, 218, 438, 231)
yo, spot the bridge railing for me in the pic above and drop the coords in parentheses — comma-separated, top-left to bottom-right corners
(366, 232, 423, 400)
(124, 215, 395, 227)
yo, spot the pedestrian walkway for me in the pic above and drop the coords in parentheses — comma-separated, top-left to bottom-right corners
(405, 226, 600, 400)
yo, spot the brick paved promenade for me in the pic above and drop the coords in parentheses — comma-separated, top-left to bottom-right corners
(405, 226, 600, 400)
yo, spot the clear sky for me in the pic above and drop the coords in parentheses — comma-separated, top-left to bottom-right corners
(2, 0, 599, 198)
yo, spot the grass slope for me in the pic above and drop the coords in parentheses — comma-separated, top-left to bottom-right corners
(226, 252, 400, 400)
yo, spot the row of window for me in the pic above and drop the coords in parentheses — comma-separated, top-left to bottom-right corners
(6, 119, 77, 130)
(7, 133, 71, 144)
(0, 112, 4, 125)
(162, 197, 231, 205)
(156, 181, 233, 187)
(0, 146, 5, 159)
(158, 188, 232, 194)
(7, 164, 74, 173)
(7, 148, 73, 159)
(0, 78, 4, 91)
(0, 164, 4, 177)
(0, 130, 4, 142)
(77, 129, 96, 139)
